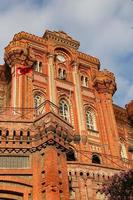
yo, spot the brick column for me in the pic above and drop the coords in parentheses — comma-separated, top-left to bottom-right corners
(23, 192, 29, 200)
(44, 146, 60, 200)
(59, 153, 70, 200)
(32, 152, 42, 200)
(94, 70, 120, 166)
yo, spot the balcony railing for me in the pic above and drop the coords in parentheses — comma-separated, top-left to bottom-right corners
(0, 100, 59, 122)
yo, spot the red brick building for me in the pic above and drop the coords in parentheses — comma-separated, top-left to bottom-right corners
(0, 30, 132, 200)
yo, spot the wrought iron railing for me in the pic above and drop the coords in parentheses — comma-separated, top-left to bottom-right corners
(0, 100, 59, 121)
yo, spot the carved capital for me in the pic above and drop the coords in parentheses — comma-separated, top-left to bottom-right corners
(93, 69, 116, 95)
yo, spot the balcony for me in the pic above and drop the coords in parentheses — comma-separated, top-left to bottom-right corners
(0, 100, 74, 149)
(0, 100, 59, 122)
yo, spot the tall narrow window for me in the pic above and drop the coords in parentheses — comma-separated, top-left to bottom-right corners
(34, 61, 42, 73)
(34, 95, 42, 108)
(59, 99, 70, 122)
(86, 108, 96, 131)
(34, 94, 44, 115)
(81, 75, 88, 87)
(85, 77, 88, 87)
(121, 143, 128, 161)
(58, 68, 66, 80)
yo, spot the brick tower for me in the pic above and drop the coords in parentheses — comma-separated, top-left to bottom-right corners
(0, 30, 132, 200)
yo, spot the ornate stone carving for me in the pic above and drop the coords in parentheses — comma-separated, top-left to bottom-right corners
(43, 30, 80, 50)
(78, 51, 100, 66)
(4, 41, 36, 67)
(113, 104, 128, 122)
(126, 100, 133, 122)
(93, 69, 117, 95)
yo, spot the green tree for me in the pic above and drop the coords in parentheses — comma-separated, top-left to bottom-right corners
(99, 169, 133, 200)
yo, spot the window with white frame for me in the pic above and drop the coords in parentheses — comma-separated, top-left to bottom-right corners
(34, 94, 45, 115)
(34, 94, 42, 108)
(81, 75, 88, 87)
(34, 61, 42, 73)
(59, 99, 70, 122)
(120, 143, 128, 161)
(86, 108, 97, 131)
(58, 68, 67, 80)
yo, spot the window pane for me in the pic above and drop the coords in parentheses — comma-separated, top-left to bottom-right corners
(59, 100, 70, 122)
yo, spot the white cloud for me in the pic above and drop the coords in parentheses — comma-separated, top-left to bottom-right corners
(0, 0, 133, 106)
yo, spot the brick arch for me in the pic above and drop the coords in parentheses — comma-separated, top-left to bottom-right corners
(33, 89, 46, 98)
(79, 69, 89, 77)
(54, 46, 73, 60)
(83, 104, 97, 131)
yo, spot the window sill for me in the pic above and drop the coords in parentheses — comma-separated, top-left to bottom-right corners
(56, 78, 73, 85)
(121, 158, 129, 163)
(81, 85, 94, 92)
(87, 128, 98, 133)
(87, 129, 99, 137)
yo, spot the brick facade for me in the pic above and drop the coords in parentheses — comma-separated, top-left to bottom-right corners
(0, 30, 132, 199)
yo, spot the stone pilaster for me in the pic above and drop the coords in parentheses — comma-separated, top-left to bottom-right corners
(47, 53, 56, 104)
(72, 61, 85, 132)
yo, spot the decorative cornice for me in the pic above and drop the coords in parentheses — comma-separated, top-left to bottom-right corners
(43, 30, 80, 50)
(13, 31, 46, 45)
(78, 51, 100, 66)
(93, 69, 117, 95)
(113, 104, 128, 122)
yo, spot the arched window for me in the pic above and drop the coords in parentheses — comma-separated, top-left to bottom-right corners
(34, 94, 45, 115)
(66, 148, 76, 161)
(59, 99, 70, 122)
(92, 154, 101, 164)
(34, 61, 42, 73)
(86, 108, 97, 131)
(120, 143, 128, 161)
(34, 95, 42, 108)
(58, 68, 66, 80)
(81, 75, 88, 87)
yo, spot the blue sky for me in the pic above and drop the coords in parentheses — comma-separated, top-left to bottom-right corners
(0, 0, 133, 107)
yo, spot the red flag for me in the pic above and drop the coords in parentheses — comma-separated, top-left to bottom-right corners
(16, 65, 32, 76)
